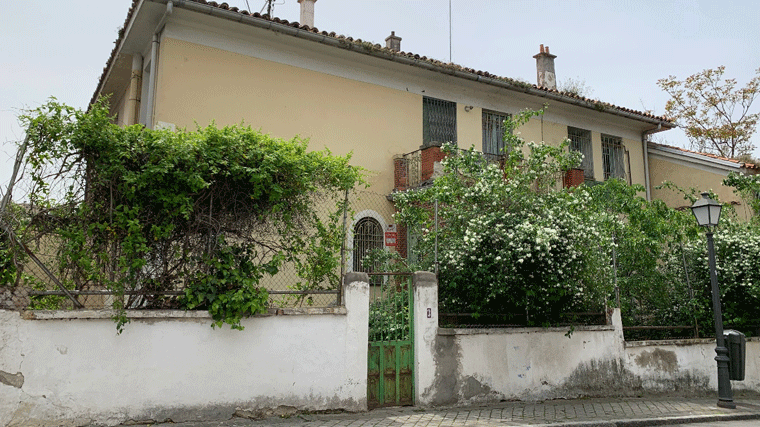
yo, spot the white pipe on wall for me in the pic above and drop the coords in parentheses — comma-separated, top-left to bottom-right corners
(145, 1, 173, 129)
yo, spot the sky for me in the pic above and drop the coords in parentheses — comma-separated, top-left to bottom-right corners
(2, 0, 759, 194)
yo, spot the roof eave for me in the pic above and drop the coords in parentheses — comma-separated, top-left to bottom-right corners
(91, 0, 677, 129)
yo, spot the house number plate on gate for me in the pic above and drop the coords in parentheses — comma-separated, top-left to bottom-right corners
(427, 308, 431, 318)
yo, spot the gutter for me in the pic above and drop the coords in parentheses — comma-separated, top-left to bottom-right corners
(165, 0, 675, 128)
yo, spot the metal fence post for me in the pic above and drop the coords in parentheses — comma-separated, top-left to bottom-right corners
(338, 189, 349, 306)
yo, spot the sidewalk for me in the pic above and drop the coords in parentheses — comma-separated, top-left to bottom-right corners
(131, 396, 760, 427)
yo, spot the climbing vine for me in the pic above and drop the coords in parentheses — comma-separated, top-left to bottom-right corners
(11, 99, 362, 330)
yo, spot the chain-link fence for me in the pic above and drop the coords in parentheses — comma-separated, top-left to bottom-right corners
(0, 162, 409, 311)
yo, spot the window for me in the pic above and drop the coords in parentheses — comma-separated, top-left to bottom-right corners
(568, 127, 594, 181)
(353, 217, 384, 283)
(602, 134, 626, 180)
(482, 110, 511, 157)
(423, 97, 456, 147)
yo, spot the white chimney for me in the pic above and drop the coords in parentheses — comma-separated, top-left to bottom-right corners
(533, 44, 557, 90)
(298, 0, 317, 27)
(385, 31, 402, 52)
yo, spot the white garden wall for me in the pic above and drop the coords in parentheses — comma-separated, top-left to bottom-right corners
(0, 274, 369, 427)
(4, 272, 760, 427)
(413, 276, 760, 406)
(625, 338, 760, 393)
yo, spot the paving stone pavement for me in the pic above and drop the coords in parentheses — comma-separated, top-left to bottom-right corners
(131, 396, 760, 427)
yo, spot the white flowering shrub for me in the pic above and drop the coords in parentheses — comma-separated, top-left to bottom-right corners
(592, 179, 760, 338)
(671, 223, 760, 335)
(394, 109, 615, 324)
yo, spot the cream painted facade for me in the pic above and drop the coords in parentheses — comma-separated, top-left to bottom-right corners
(648, 144, 756, 221)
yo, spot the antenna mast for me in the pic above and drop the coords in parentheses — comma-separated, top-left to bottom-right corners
(258, 0, 275, 15)
(449, 0, 452, 62)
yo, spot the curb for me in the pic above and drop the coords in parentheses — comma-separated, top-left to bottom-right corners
(534, 412, 760, 427)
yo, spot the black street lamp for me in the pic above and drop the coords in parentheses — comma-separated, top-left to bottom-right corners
(690, 192, 735, 409)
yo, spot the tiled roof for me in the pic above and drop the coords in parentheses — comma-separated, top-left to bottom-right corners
(649, 142, 758, 169)
(92, 0, 674, 126)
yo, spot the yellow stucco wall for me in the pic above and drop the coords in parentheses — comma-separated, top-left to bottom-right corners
(649, 156, 753, 221)
(625, 137, 646, 188)
(458, 105, 480, 148)
(153, 37, 421, 196)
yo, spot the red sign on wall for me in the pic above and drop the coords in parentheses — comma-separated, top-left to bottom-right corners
(385, 232, 397, 246)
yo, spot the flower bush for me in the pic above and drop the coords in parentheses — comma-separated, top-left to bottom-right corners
(394, 109, 615, 324)
(670, 222, 760, 336)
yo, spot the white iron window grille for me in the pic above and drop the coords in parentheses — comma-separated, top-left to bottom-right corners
(482, 110, 511, 157)
(568, 127, 594, 180)
(423, 97, 456, 147)
(602, 134, 626, 180)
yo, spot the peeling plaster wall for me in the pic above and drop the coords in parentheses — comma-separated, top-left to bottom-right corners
(426, 310, 627, 405)
(421, 307, 760, 406)
(625, 339, 760, 393)
(0, 277, 369, 427)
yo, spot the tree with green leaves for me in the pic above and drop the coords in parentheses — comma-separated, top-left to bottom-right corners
(658, 66, 760, 159)
(7, 98, 362, 330)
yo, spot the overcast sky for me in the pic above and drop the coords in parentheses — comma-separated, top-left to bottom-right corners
(2, 0, 759, 193)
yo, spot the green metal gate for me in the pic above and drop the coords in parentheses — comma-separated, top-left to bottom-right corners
(367, 272, 414, 409)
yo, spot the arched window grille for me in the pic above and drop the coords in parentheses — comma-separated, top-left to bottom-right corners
(353, 217, 384, 280)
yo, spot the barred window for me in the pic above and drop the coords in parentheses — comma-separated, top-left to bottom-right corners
(568, 127, 594, 180)
(602, 134, 626, 180)
(482, 110, 510, 156)
(423, 97, 456, 147)
(353, 217, 384, 275)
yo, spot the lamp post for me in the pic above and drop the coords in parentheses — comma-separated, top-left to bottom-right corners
(690, 192, 735, 409)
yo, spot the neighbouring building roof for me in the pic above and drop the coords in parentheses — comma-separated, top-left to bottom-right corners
(92, 0, 675, 129)
(649, 142, 758, 170)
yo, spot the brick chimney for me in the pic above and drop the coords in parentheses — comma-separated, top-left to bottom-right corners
(385, 31, 402, 52)
(298, 0, 316, 27)
(533, 44, 557, 90)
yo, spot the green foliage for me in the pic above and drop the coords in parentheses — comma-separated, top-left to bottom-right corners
(394, 109, 613, 325)
(724, 171, 760, 216)
(586, 179, 699, 334)
(672, 222, 760, 337)
(0, 235, 17, 286)
(181, 238, 275, 330)
(591, 178, 760, 338)
(368, 282, 411, 342)
(14, 98, 362, 330)
(281, 195, 348, 306)
(360, 249, 413, 341)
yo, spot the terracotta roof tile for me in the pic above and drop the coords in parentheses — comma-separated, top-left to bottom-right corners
(91, 0, 673, 126)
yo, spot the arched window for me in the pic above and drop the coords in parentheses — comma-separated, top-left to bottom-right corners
(353, 217, 384, 275)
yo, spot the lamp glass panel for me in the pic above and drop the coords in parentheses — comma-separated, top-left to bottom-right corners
(709, 204, 722, 226)
(692, 206, 710, 226)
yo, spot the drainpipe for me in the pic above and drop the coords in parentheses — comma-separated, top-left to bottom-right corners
(145, 0, 173, 129)
(641, 123, 662, 201)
